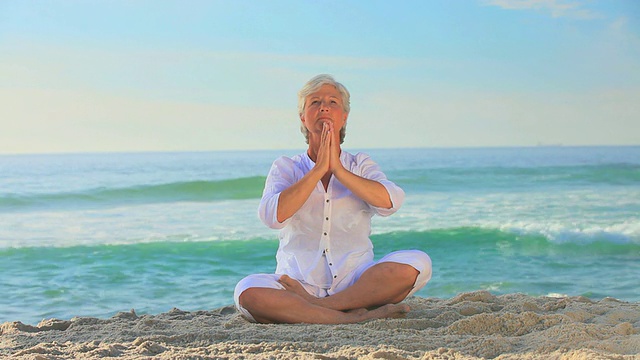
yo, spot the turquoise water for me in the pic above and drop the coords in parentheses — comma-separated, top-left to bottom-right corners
(1, 147, 639, 325)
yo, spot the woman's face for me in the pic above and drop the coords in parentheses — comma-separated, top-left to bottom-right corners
(301, 84, 348, 139)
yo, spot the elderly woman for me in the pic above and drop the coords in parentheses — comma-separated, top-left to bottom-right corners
(234, 74, 432, 324)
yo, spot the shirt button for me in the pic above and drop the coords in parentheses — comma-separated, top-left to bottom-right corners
(325, 217, 329, 221)
(324, 232, 327, 236)
(329, 263, 333, 266)
(326, 199, 330, 203)
(333, 275, 337, 278)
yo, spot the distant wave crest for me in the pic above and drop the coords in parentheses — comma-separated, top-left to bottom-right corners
(393, 163, 640, 192)
(0, 176, 266, 211)
(371, 226, 640, 256)
(3, 224, 637, 252)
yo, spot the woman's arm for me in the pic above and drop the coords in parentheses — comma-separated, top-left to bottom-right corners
(275, 122, 333, 223)
(275, 165, 324, 223)
(332, 167, 393, 209)
(326, 121, 393, 209)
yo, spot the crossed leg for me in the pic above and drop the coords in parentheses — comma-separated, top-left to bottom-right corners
(280, 262, 419, 311)
(238, 286, 409, 324)
(237, 261, 419, 324)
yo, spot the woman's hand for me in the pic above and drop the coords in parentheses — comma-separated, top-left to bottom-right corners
(328, 121, 344, 174)
(315, 121, 334, 175)
(316, 120, 344, 176)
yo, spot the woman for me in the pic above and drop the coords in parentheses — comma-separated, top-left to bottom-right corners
(234, 74, 432, 324)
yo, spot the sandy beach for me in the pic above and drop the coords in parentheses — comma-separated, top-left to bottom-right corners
(1, 291, 638, 359)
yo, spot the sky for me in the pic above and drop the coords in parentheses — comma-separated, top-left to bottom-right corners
(1, 0, 639, 154)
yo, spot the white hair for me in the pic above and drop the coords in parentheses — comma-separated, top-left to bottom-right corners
(298, 74, 350, 144)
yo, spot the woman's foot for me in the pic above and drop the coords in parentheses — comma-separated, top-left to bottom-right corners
(278, 275, 319, 303)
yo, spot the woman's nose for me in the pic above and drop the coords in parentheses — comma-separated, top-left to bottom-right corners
(320, 100, 330, 111)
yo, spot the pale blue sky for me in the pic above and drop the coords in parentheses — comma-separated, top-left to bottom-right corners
(1, 0, 638, 153)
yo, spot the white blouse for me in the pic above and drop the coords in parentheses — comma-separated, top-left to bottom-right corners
(258, 150, 405, 292)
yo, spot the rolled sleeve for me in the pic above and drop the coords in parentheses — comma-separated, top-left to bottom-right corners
(372, 180, 405, 216)
(352, 153, 405, 217)
(257, 157, 297, 229)
(258, 192, 289, 229)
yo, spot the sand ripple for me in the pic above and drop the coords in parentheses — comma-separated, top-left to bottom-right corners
(2, 291, 639, 359)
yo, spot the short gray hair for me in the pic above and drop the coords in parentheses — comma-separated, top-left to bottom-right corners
(298, 74, 350, 144)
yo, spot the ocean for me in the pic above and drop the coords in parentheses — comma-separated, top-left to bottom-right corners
(1, 146, 639, 325)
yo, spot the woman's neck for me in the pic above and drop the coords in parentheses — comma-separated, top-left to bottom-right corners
(306, 137, 321, 162)
(307, 146, 319, 163)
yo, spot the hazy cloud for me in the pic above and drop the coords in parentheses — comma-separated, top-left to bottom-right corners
(483, 0, 599, 19)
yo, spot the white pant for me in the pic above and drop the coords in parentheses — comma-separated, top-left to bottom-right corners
(234, 249, 432, 322)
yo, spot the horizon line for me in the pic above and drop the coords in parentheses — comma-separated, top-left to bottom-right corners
(1, 144, 639, 157)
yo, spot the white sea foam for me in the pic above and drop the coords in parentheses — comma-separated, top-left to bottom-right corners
(373, 189, 640, 244)
(0, 200, 271, 248)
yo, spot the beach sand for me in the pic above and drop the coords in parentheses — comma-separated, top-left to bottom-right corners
(2, 291, 638, 359)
